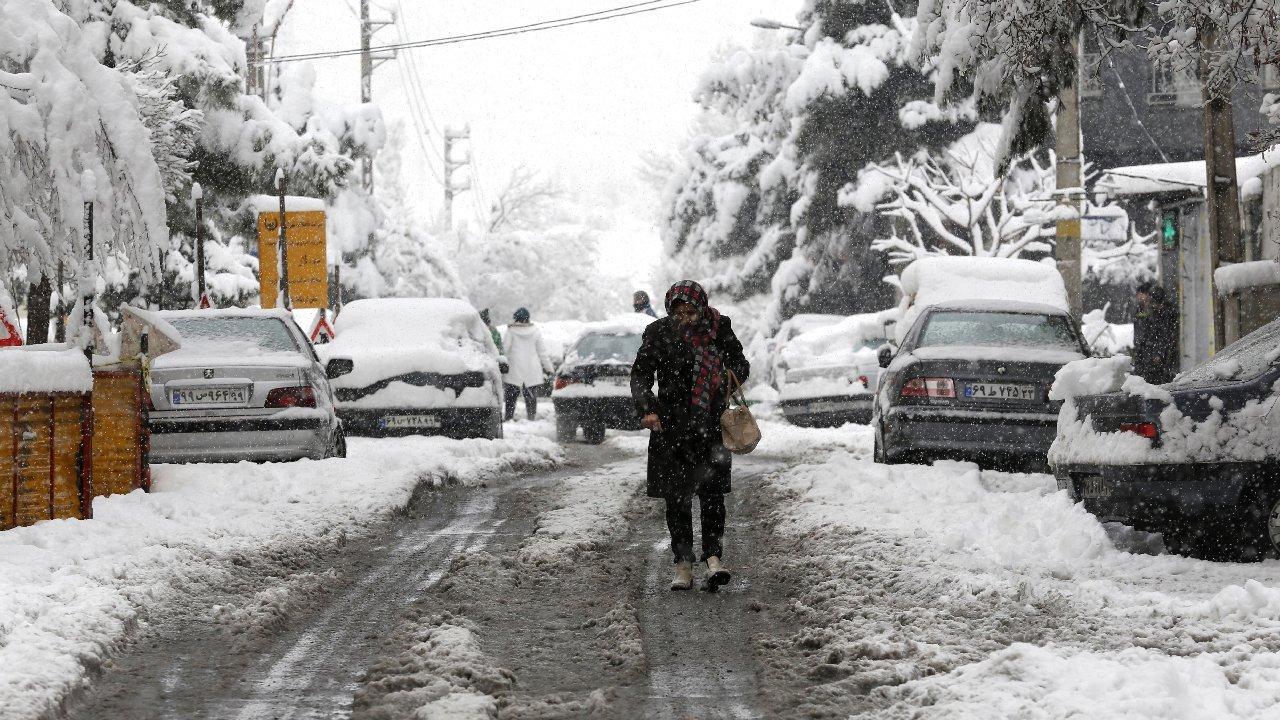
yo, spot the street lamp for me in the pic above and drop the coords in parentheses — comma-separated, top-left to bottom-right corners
(750, 17, 802, 31)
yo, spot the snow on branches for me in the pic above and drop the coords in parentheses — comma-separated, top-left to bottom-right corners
(0, 0, 169, 283)
(848, 126, 1060, 265)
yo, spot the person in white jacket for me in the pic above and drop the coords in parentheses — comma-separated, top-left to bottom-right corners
(501, 307, 555, 421)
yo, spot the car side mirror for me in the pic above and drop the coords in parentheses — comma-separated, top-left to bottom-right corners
(325, 358, 354, 379)
(877, 346, 895, 369)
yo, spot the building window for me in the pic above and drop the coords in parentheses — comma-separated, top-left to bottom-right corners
(1149, 61, 1199, 107)
(1080, 53, 1103, 97)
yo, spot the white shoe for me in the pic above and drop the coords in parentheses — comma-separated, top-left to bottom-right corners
(705, 556, 731, 589)
(670, 561, 693, 591)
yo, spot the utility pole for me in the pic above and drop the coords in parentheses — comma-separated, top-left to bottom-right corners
(443, 126, 472, 231)
(192, 182, 209, 309)
(1055, 33, 1084, 319)
(359, 0, 396, 191)
(1201, 32, 1243, 351)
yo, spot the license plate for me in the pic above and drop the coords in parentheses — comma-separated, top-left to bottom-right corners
(170, 386, 248, 405)
(964, 382, 1038, 401)
(381, 414, 441, 429)
(1080, 476, 1112, 499)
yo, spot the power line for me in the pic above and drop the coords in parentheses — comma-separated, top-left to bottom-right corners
(261, 0, 706, 64)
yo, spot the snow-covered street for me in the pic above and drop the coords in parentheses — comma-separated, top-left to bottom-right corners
(0, 418, 1272, 719)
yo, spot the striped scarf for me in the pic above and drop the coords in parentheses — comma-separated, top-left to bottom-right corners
(665, 281, 723, 413)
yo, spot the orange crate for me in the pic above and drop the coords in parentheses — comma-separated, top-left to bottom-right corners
(91, 370, 150, 497)
(0, 393, 92, 530)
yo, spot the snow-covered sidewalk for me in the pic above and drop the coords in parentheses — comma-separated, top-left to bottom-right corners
(768, 447, 1280, 718)
(0, 435, 562, 720)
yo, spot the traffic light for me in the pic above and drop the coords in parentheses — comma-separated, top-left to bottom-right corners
(1161, 211, 1178, 249)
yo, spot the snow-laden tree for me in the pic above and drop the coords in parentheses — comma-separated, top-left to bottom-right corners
(850, 125, 1058, 265)
(662, 0, 974, 343)
(0, 0, 170, 286)
(370, 122, 462, 299)
(911, 0, 1280, 164)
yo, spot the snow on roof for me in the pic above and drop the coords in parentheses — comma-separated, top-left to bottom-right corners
(1215, 260, 1280, 295)
(325, 298, 495, 385)
(924, 299, 1073, 315)
(0, 346, 93, 394)
(246, 194, 327, 215)
(782, 309, 899, 371)
(896, 256, 1068, 343)
(1097, 152, 1277, 198)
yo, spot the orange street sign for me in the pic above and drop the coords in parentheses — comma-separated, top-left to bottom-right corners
(258, 210, 328, 309)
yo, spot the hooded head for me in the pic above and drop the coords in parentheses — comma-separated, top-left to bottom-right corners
(513, 307, 531, 324)
(665, 280, 715, 329)
(633, 290, 651, 310)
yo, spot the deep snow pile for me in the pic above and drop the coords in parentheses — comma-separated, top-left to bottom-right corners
(0, 435, 562, 720)
(766, 450, 1280, 717)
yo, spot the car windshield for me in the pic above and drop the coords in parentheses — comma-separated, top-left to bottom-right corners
(574, 332, 642, 362)
(1169, 316, 1280, 387)
(918, 311, 1079, 350)
(168, 316, 299, 354)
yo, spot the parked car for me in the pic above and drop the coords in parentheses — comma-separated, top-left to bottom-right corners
(872, 299, 1088, 468)
(148, 309, 345, 463)
(767, 313, 844, 388)
(1052, 316, 1280, 560)
(320, 298, 506, 439)
(552, 314, 655, 444)
(777, 311, 896, 427)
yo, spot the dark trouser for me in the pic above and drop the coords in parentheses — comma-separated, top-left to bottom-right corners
(665, 493, 725, 564)
(504, 383, 537, 420)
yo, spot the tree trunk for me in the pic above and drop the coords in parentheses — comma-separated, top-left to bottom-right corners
(25, 275, 51, 344)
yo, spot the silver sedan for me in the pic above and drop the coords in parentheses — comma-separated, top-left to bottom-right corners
(148, 309, 346, 463)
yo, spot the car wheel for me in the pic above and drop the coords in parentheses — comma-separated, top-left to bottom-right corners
(582, 423, 606, 445)
(555, 414, 577, 442)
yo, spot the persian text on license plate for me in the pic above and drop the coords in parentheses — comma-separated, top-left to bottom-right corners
(963, 382, 1037, 401)
(382, 414, 441, 429)
(170, 386, 248, 405)
(1080, 476, 1112, 499)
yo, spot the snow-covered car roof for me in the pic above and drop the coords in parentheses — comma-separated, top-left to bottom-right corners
(921, 299, 1073, 316)
(324, 298, 497, 385)
(574, 313, 656, 338)
(153, 309, 312, 368)
(781, 310, 898, 375)
(896, 256, 1068, 344)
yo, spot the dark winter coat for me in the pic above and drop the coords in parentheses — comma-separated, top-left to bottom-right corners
(630, 315, 750, 499)
(1133, 297, 1180, 384)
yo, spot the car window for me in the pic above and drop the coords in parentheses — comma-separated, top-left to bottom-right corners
(574, 333, 643, 362)
(168, 317, 300, 354)
(917, 311, 1079, 351)
(1169, 316, 1280, 387)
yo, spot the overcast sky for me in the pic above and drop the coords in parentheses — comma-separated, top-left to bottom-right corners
(274, 0, 800, 288)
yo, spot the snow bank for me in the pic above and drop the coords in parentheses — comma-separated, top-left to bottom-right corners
(0, 435, 562, 719)
(1215, 260, 1280, 295)
(517, 460, 646, 569)
(0, 346, 93, 394)
(895, 256, 1068, 343)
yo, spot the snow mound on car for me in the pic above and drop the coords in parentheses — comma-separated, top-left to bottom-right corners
(326, 298, 495, 386)
(896, 256, 1068, 343)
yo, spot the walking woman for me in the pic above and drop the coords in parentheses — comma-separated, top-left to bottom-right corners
(631, 280, 750, 591)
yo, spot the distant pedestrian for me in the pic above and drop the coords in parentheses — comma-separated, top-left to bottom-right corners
(631, 280, 750, 591)
(480, 308, 502, 353)
(633, 290, 658, 318)
(1133, 282, 1180, 384)
(502, 307, 554, 421)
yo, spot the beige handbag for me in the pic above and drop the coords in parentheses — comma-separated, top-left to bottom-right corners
(721, 370, 761, 454)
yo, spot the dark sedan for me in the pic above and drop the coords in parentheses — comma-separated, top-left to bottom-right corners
(872, 300, 1088, 468)
(552, 317, 653, 444)
(1053, 316, 1280, 560)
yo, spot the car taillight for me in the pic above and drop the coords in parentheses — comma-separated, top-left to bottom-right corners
(1119, 421, 1158, 439)
(554, 376, 574, 391)
(266, 386, 316, 409)
(857, 375, 870, 388)
(900, 377, 955, 399)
